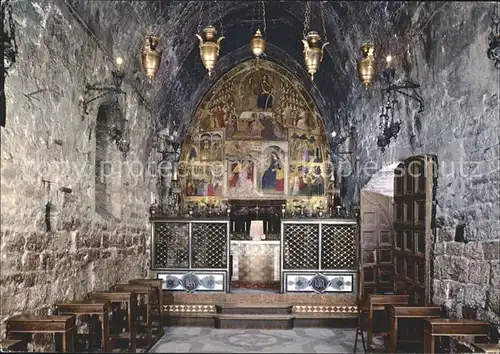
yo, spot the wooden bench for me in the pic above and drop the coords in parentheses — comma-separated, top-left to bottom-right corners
(424, 319, 490, 354)
(387, 305, 442, 353)
(0, 339, 27, 352)
(113, 283, 154, 349)
(90, 290, 137, 352)
(55, 300, 111, 352)
(6, 315, 76, 353)
(360, 294, 410, 349)
(128, 278, 164, 334)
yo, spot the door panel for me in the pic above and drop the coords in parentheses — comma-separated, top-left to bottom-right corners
(360, 190, 394, 298)
(393, 156, 434, 305)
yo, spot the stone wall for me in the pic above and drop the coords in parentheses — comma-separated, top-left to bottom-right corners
(346, 1, 499, 335)
(0, 0, 159, 334)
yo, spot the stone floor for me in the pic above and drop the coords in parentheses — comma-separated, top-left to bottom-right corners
(150, 327, 358, 353)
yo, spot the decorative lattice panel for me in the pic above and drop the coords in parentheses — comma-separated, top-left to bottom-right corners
(321, 224, 357, 269)
(283, 223, 319, 269)
(191, 223, 228, 268)
(153, 222, 189, 268)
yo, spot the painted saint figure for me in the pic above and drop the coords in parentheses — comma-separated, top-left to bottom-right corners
(261, 152, 284, 192)
(257, 75, 274, 109)
(229, 160, 254, 194)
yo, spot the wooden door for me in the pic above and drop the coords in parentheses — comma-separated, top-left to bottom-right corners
(393, 155, 435, 305)
(360, 190, 395, 299)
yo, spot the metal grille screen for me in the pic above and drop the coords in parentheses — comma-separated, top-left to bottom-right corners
(321, 224, 357, 269)
(191, 223, 228, 268)
(153, 222, 189, 268)
(283, 224, 319, 269)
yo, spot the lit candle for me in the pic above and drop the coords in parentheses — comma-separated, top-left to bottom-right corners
(172, 162, 178, 181)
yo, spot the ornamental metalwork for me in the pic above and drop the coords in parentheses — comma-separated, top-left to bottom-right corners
(191, 223, 228, 268)
(282, 223, 319, 269)
(153, 222, 189, 268)
(321, 224, 357, 269)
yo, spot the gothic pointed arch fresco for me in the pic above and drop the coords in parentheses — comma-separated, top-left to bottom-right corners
(179, 59, 332, 211)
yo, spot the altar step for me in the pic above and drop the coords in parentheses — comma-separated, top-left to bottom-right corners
(214, 313, 295, 329)
(215, 303, 292, 315)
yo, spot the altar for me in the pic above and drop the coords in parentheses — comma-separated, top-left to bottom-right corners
(230, 240, 280, 282)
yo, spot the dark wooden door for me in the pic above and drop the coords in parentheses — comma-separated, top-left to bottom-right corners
(393, 155, 435, 305)
(360, 190, 395, 298)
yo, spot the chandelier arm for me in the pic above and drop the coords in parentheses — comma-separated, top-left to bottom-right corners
(382, 83, 425, 113)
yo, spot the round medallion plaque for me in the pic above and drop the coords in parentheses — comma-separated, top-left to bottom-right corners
(309, 274, 330, 293)
(181, 273, 201, 292)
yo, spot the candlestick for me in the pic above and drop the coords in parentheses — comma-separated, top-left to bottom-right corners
(232, 221, 235, 230)
(172, 162, 178, 181)
(244, 222, 247, 232)
(150, 192, 154, 204)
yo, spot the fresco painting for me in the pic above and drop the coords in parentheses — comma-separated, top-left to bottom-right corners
(179, 60, 331, 204)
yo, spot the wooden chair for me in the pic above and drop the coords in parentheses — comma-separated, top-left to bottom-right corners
(6, 315, 76, 353)
(387, 305, 442, 353)
(424, 319, 490, 354)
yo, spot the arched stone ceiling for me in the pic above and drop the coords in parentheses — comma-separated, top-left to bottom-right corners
(149, 1, 420, 131)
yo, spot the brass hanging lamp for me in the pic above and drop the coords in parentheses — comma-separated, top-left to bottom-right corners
(250, 29, 266, 60)
(196, 1, 225, 77)
(196, 26, 224, 77)
(141, 35, 162, 82)
(357, 42, 376, 87)
(250, 2, 267, 62)
(301, 2, 329, 80)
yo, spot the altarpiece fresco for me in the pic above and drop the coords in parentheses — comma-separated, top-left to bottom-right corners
(179, 60, 332, 212)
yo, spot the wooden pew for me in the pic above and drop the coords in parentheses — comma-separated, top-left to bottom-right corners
(90, 290, 137, 352)
(360, 294, 410, 349)
(424, 319, 490, 354)
(387, 305, 442, 353)
(113, 283, 154, 349)
(55, 300, 111, 352)
(128, 278, 164, 335)
(6, 314, 76, 353)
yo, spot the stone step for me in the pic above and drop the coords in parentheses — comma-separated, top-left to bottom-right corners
(215, 303, 293, 315)
(213, 314, 295, 329)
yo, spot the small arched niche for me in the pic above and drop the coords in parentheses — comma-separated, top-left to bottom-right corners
(95, 100, 124, 219)
(179, 59, 332, 212)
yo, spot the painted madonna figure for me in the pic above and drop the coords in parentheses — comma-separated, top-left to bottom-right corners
(261, 152, 284, 192)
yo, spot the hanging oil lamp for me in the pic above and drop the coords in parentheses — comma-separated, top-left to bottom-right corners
(250, 29, 266, 61)
(141, 36, 162, 82)
(196, 25, 224, 77)
(357, 42, 376, 87)
(302, 31, 329, 80)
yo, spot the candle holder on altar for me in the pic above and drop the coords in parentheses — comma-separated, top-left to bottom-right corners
(226, 205, 231, 218)
(335, 205, 342, 217)
(281, 204, 286, 218)
(149, 204, 158, 217)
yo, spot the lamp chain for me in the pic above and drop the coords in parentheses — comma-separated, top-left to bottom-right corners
(197, 1, 204, 33)
(261, 1, 267, 35)
(4, 0, 18, 54)
(303, 1, 311, 39)
(320, 2, 328, 43)
(208, 0, 213, 26)
(216, 1, 224, 37)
